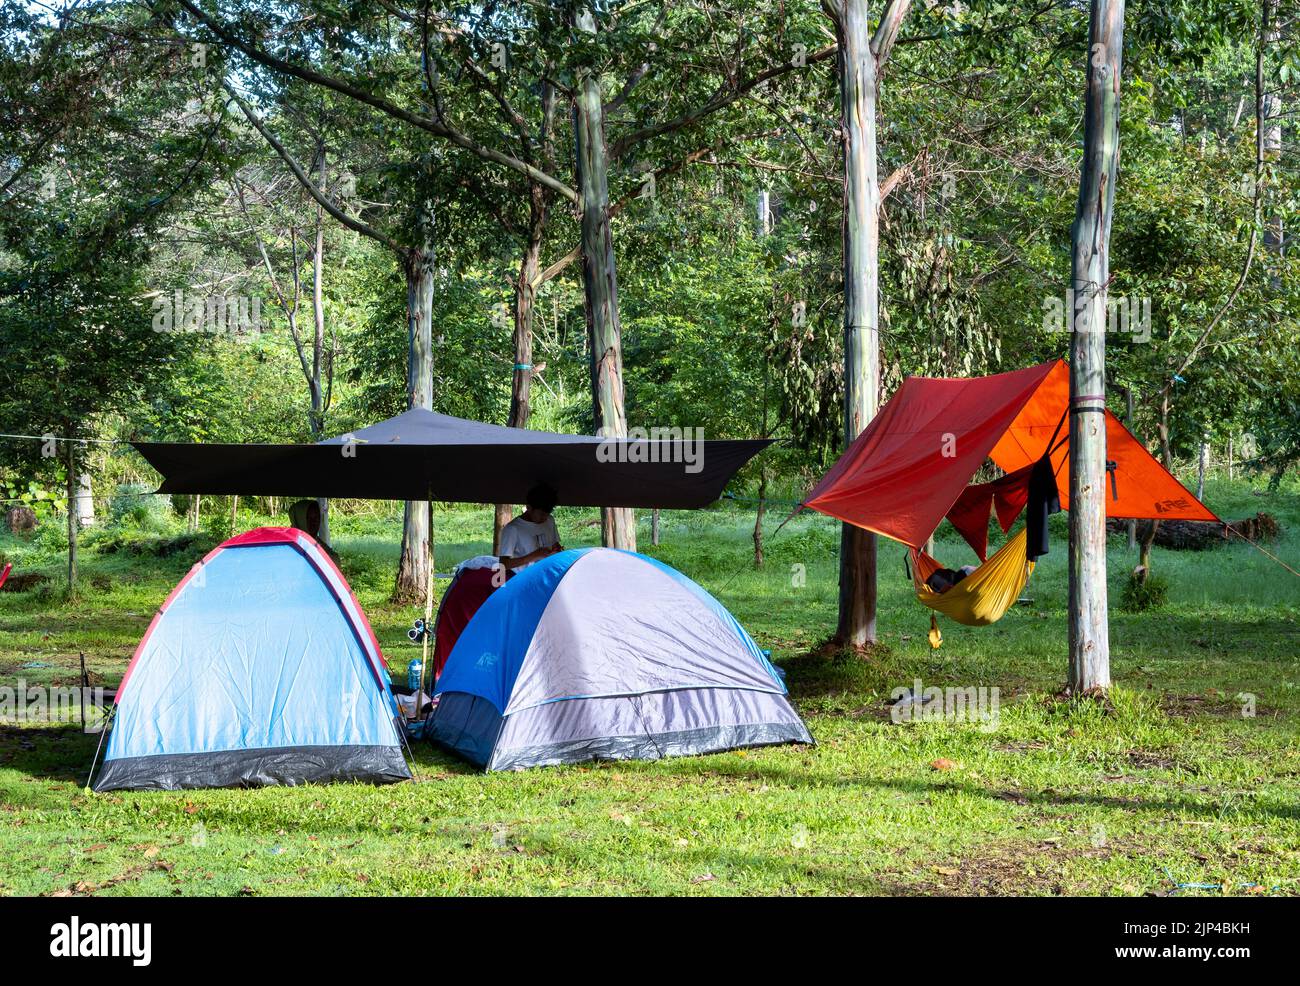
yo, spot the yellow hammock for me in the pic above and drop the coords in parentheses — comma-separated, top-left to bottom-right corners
(910, 527, 1035, 647)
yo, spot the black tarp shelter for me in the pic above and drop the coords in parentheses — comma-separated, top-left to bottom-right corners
(133, 408, 770, 509)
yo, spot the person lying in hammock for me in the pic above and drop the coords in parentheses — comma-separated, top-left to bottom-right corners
(925, 564, 977, 594)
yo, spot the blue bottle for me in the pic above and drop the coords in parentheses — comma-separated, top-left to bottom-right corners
(407, 659, 423, 691)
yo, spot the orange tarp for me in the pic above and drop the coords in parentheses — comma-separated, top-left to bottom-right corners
(989, 360, 1216, 521)
(804, 360, 1218, 548)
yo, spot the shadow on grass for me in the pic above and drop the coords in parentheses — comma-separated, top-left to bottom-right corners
(5, 721, 1295, 837)
(0, 724, 101, 784)
(0, 722, 475, 796)
(653, 757, 1300, 824)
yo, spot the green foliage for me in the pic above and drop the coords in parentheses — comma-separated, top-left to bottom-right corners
(1122, 571, 1171, 612)
(109, 484, 173, 527)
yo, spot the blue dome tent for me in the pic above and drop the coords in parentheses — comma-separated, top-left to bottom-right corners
(427, 548, 812, 771)
(93, 527, 411, 791)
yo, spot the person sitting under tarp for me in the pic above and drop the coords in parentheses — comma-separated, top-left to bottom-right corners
(498, 483, 564, 571)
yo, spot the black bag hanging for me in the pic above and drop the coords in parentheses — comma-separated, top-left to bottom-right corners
(1026, 453, 1062, 561)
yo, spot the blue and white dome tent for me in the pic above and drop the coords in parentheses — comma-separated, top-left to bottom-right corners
(427, 548, 813, 771)
(93, 527, 411, 791)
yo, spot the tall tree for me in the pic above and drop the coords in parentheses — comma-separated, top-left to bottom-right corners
(175, 1, 828, 556)
(1068, 0, 1125, 693)
(823, 0, 911, 648)
(571, 3, 635, 548)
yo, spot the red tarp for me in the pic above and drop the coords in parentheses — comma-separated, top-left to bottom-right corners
(803, 360, 1218, 548)
(945, 463, 1035, 560)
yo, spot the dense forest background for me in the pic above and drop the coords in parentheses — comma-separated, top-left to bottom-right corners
(2, 1, 1297, 551)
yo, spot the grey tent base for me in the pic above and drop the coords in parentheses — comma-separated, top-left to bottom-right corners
(92, 744, 411, 791)
(427, 691, 813, 772)
(486, 721, 813, 772)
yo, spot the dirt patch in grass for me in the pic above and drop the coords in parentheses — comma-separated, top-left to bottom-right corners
(1162, 692, 1273, 720)
(1126, 750, 1179, 771)
(924, 837, 1138, 896)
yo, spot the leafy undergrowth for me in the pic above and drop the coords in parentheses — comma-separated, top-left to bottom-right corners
(0, 477, 1297, 896)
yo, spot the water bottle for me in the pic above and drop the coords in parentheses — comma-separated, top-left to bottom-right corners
(407, 659, 423, 692)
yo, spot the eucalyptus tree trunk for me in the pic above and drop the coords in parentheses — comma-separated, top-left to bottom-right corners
(65, 436, 78, 594)
(494, 185, 550, 552)
(394, 203, 435, 602)
(1067, 0, 1124, 694)
(1262, 0, 1283, 282)
(573, 4, 635, 550)
(312, 146, 330, 547)
(829, 0, 883, 647)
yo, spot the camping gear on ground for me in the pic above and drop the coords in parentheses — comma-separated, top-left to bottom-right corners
(131, 408, 770, 509)
(406, 659, 424, 691)
(426, 547, 813, 771)
(431, 563, 506, 682)
(802, 360, 1220, 640)
(396, 691, 431, 719)
(91, 527, 410, 791)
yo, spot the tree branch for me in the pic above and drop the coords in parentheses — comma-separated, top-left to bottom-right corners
(871, 0, 913, 68)
(174, 0, 578, 202)
(224, 83, 403, 254)
(609, 44, 838, 159)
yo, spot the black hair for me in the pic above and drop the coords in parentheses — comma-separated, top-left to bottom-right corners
(526, 483, 558, 512)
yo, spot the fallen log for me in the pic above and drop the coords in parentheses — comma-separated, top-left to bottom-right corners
(1108, 512, 1280, 550)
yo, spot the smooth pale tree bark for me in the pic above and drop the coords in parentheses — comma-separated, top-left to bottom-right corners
(395, 199, 436, 602)
(824, 0, 911, 647)
(65, 435, 77, 594)
(494, 83, 558, 551)
(312, 147, 331, 547)
(573, 4, 635, 550)
(1067, 0, 1124, 693)
(75, 470, 94, 529)
(1262, 0, 1282, 280)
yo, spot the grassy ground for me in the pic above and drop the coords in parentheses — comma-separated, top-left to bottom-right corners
(0, 476, 1297, 896)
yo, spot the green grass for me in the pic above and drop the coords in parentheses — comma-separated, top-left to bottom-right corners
(1, 477, 1298, 896)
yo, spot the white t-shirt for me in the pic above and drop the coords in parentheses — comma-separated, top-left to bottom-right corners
(498, 515, 560, 568)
